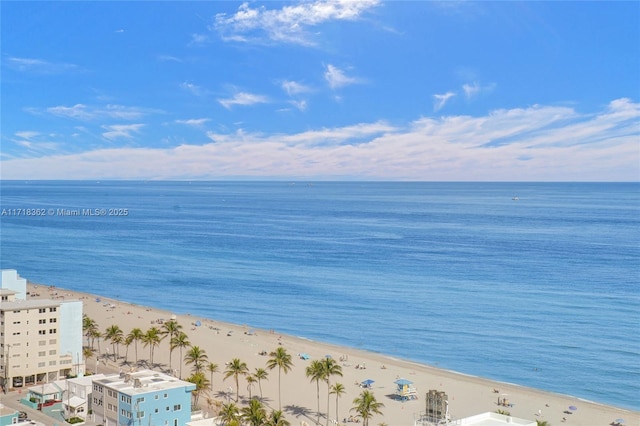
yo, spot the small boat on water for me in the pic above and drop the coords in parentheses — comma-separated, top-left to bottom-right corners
(512, 196, 519, 201)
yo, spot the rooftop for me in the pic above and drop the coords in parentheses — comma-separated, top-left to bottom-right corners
(94, 369, 195, 395)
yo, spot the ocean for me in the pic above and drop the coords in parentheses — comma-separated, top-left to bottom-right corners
(1, 181, 638, 410)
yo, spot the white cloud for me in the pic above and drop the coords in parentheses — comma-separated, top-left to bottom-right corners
(290, 100, 308, 111)
(44, 104, 152, 120)
(102, 124, 144, 141)
(433, 92, 456, 111)
(281, 80, 312, 96)
(180, 81, 207, 97)
(462, 81, 495, 100)
(213, 0, 380, 45)
(218, 92, 269, 109)
(176, 118, 211, 127)
(2, 99, 638, 181)
(324, 64, 361, 89)
(7, 57, 80, 74)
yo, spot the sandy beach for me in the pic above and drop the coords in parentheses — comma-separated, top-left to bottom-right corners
(31, 283, 639, 426)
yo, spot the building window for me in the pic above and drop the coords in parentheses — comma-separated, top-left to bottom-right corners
(136, 397, 145, 403)
(164, 393, 168, 398)
(39, 308, 46, 313)
(39, 319, 46, 324)
(38, 362, 46, 368)
(38, 351, 46, 357)
(49, 339, 56, 344)
(49, 318, 57, 323)
(173, 404, 181, 411)
(137, 411, 145, 419)
(154, 408, 159, 414)
(38, 330, 46, 335)
(50, 307, 57, 312)
(49, 329, 57, 334)
(49, 360, 56, 366)
(49, 350, 56, 355)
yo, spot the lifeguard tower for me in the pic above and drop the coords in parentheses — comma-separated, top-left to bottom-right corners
(395, 378, 418, 401)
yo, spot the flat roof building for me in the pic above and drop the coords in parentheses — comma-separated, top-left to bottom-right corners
(1, 270, 84, 390)
(92, 369, 196, 426)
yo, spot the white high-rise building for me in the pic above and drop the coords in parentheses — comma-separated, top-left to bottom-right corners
(1, 269, 84, 390)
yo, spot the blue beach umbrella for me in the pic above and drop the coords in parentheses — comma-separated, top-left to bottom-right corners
(568, 406, 577, 411)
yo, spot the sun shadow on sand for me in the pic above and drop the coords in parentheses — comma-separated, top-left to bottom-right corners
(284, 404, 316, 423)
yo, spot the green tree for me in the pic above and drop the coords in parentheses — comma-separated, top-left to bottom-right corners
(104, 325, 123, 362)
(321, 358, 343, 426)
(224, 358, 249, 402)
(185, 371, 210, 408)
(253, 368, 268, 400)
(266, 347, 293, 410)
(142, 327, 163, 365)
(82, 315, 99, 348)
(171, 331, 190, 378)
(351, 390, 384, 426)
(246, 375, 257, 399)
(266, 410, 291, 426)
(306, 360, 324, 423)
(126, 328, 144, 365)
(161, 320, 183, 372)
(219, 402, 240, 425)
(207, 362, 219, 392)
(330, 382, 346, 424)
(184, 345, 208, 374)
(535, 421, 550, 426)
(241, 398, 267, 426)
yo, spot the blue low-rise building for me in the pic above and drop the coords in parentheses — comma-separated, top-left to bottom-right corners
(92, 369, 195, 426)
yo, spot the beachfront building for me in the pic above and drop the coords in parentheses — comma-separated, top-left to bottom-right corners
(22, 373, 106, 421)
(0, 403, 20, 426)
(415, 412, 536, 426)
(0, 269, 84, 391)
(92, 369, 196, 426)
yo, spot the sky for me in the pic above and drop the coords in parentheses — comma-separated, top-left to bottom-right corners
(1, 1, 639, 181)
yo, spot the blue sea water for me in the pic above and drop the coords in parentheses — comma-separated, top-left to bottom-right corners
(1, 181, 638, 410)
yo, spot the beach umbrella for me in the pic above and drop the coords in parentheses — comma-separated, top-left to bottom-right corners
(361, 379, 375, 386)
(615, 419, 625, 424)
(568, 405, 577, 411)
(194, 320, 201, 327)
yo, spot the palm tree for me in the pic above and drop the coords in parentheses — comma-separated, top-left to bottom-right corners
(241, 398, 267, 426)
(253, 368, 268, 400)
(161, 320, 182, 372)
(126, 328, 144, 365)
(266, 347, 293, 410)
(89, 328, 102, 354)
(306, 360, 324, 423)
(330, 383, 345, 424)
(185, 371, 210, 408)
(104, 325, 123, 362)
(184, 345, 208, 374)
(535, 421, 550, 426)
(351, 390, 384, 426)
(83, 346, 96, 370)
(171, 331, 190, 378)
(123, 333, 133, 364)
(142, 327, 163, 366)
(266, 410, 291, 426)
(246, 375, 257, 399)
(219, 402, 240, 425)
(321, 358, 343, 426)
(224, 358, 249, 402)
(83, 315, 99, 348)
(207, 362, 219, 392)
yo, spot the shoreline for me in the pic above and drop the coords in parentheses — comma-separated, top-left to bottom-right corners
(30, 282, 639, 425)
